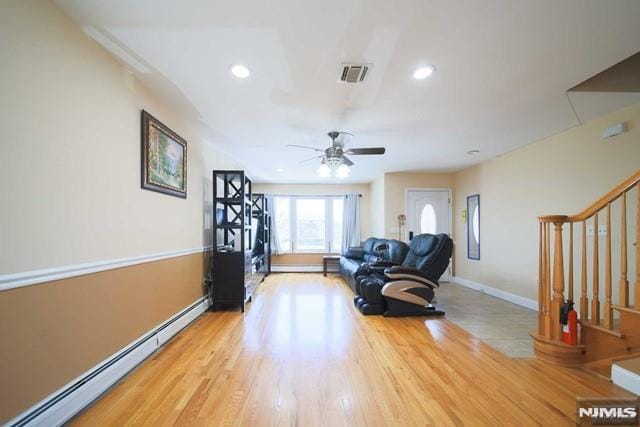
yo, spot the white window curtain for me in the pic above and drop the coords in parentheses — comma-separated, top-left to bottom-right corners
(341, 193, 361, 253)
(265, 194, 283, 255)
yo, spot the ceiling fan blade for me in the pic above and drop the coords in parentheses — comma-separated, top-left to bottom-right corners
(345, 147, 386, 155)
(300, 155, 323, 164)
(287, 144, 324, 152)
(341, 155, 354, 166)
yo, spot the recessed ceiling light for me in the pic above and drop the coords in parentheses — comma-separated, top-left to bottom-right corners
(230, 64, 251, 79)
(467, 149, 480, 155)
(412, 65, 435, 80)
(276, 168, 284, 173)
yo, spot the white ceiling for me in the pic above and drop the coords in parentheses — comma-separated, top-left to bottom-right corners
(55, 0, 640, 183)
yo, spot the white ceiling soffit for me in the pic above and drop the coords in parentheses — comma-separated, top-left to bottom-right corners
(55, 0, 640, 183)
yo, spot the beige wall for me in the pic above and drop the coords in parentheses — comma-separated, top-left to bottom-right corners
(270, 252, 332, 266)
(453, 101, 640, 301)
(0, 0, 238, 275)
(369, 174, 385, 237)
(0, 2, 238, 422)
(383, 172, 454, 239)
(253, 183, 371, 264)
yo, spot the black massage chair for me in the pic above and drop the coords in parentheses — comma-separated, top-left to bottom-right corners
(353, 233, 453, 317)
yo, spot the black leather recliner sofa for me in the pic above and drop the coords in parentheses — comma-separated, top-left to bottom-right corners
(353, 233, 453, 317)
(339, 237, 409, 293)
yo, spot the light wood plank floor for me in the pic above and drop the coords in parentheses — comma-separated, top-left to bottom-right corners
(72, 273, 631, 426)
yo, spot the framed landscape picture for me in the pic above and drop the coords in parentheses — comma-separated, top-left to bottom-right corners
(141, 110, 187, 198)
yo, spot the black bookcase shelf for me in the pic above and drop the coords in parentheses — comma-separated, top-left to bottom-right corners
(250, 193, 272, 287)
(210, 170, 253, 312)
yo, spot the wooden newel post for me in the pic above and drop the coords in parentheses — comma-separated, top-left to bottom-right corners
(551, 221, 566, 341)
(538, 222, 544, 335)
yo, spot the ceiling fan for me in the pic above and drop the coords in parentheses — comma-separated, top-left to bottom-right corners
(287, 131, 385, 178)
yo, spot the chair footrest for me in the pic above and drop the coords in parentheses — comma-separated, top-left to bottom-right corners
(383, 298, 445, 317)
(354, 295, 385, 315)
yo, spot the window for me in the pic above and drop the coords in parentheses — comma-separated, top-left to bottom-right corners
(274, 196, 344, 253)
(296, 199, 325, 251)
(274, 197, 291, 252)
(472, 205, 480, 243)
(420, 203, 437, 234)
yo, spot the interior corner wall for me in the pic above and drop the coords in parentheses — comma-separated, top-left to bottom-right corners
(452, 101, 640, 301)
(0, 1, 238, 422)
(252, 183, 370, 265)
(383, 172, 454, 240)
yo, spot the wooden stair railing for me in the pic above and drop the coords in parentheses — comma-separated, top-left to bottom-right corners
(532, 170, 640, 367)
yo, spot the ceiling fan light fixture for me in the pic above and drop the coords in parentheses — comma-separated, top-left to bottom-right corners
(336, 163, 351, 179)
(325, 156, 342, 168)
(317, 162, 331, 178)
(289, 130, 383, 179)
(230, 64, 251, 79)
(412, 65, 435, 80)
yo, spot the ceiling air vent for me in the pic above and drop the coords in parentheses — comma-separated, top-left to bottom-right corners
(339, 63, 371, 83)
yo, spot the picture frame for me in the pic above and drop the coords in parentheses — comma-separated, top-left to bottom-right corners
(140, 110, 187, 198)
(467, 194, 480, 260)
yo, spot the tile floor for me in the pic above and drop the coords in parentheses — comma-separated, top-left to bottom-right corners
(436, 281, 537, 358)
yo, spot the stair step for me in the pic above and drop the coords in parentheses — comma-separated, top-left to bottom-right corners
(583, 352, 640, 380)
(581, 364, 612, 381)
(612, 358, 640, 395)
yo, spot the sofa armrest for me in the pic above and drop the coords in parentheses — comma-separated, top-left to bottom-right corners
(342, 246, 364, 260)
(369, 260, 398, 269)
(384, 266, 439, 288)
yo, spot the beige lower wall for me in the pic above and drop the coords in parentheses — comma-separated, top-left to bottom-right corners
(383, 172, 454, 239)
(453, 101, 640, 301)
(271, 253, 329, 265)
(0, 253, 205, 423)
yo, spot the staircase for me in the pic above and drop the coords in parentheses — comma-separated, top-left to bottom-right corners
(531, 170, 640, 375)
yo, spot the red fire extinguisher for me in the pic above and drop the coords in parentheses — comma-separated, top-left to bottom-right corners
(561, 300, 578, 345)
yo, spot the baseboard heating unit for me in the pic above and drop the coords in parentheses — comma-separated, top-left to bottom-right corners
(6, 297, 209, 427)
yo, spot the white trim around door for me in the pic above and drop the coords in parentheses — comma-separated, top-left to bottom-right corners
(403, 188, 452, 241)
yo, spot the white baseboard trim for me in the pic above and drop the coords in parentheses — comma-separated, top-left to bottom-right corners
(0, 246, 212, 292)
(271, 264, 324, 273)
(451, 276, 538, 311)
(6, 297, 209, 427)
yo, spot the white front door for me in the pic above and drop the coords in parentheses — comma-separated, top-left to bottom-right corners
(405, 189, 452, 281)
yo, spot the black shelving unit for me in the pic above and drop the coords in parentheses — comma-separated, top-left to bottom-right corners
(251, 193, 272, 288)
(210, 170, 253, 312)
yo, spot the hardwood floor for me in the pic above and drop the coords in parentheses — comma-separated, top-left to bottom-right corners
(72, 273, 631, 426)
